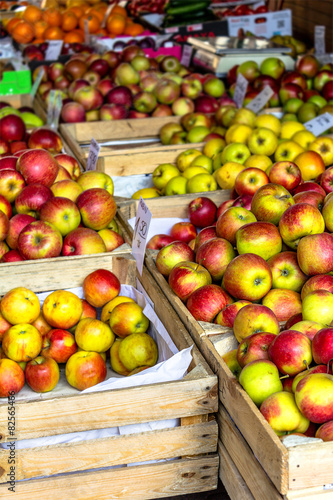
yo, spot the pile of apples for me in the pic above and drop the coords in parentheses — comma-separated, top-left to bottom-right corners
(0, 103, 45, 152)
(33, 46, 228, 123)
(149, 146, 333, 438)
(0, 268, 158, 395)
(0, 117, 124, 262)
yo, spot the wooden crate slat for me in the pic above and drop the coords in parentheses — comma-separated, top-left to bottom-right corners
(0, 421, 218, 482)
(0, 455, 219, 500)
(285, 486, 333, 500)
(218, 441, 256, 500)
(288, 441, 333, 490)
(218, 406, 283, 500)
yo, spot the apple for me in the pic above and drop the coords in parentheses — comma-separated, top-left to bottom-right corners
(25, 356, 60, 393)
(237, 61, 260, 82)
(117, 332, 158, 372)
(15, 183, 54, 217)
(159, 123, 183, 145)
(250, 183, 294, 226)
(234, 167, 269, 197)
(68, 79, 89, 100)
(186, 173, 217, 194)
(268, 161, 302, 192)
(309, 137, 333, 167)
(268, 330, 312, 376)
(82, 268, 120, 309)
(235, 221, 282, 261)
(223, 253, 272, 302)
(132, 91, 157, 114)
(61, 101, 86, 123)
(17, 149, 59, 187)
(0, 249, 24, 263)
(312, 327, 333, 365)
(62, 227, 107, 256)
(75, 317, 115, 353)
(152, 164, 180, 191)
(66, 351, 107, 390)
(0, 156, 17, 171)
(221, 143, 251, 165)
(0, 195, 12, 222)
(32, 312, 52, 338)
(216, 200, 234, 218)
(188, 197, 217, 228)
(221, 349, 242, 379)
(279, 83, 304, 105)
(233, 302, 279, 345)
(196, 237, 236, 281)
(203, 77, 225, 98)
(39, 196, 81, 236)
(151, 104, 173, 117)
(302, 289, 333, 326)
(0, 286, 40, 327)
(169, 222, 196, 244)
(76, 188, 116, 231)
(260, 57, 285, 79)
(186, 284, 233, 323)
(0, 114, 25, 142)
(237, 332, 278, 368)
(262, 288, 302, 322)
(64, 59, 87, 80)
(295, 373, 333, 423)
(154, 78, 180, 105)
(27, 128, 62, 154)
(0, 358, 25, 397)
(110, 338, 130, 376)
(156, 241, 194, 277)
(42, 291, 82, 332)
(215, 300, 251, 328)
(54, 154, 80, 181)
(77, 171, 113, 196)
(292, 365, 330, 395)
(17, 221, 62, 260)
(301, 274, 333, 300)
(110, 302, 149, 338)
(313, 70, 333, 92)
(216, 207, 256, 246)
(294, 150, 325, 181)
(0, 169, 25, 203)
(97, 228, 124, 252)
(0, 209, 9, 241)
(267, 251, 308, 292)
(181, 76, 202, 99)
(315, 420, 333, 441)
(3, 323, 42, 362)
(146, 234, 175, 250)
(239, 360, 283, 406)
(279, 203, 325, 250)
(296, 54, 320, 78)
(168, 261, 212, 301)
(297, 232, 333, 278)
(321, 166, 333, 194)
(0, 310, 12, 341)
(322, 81, 333, 101)
(194, 226, 217, 252)
(194, 95, 219, 114)
(51, 180, 83, 202)
(260, 391, 309, 436)
(247, 128, 278, 157)
(293, 181, 326, 196)
(293, 190, 325, 211)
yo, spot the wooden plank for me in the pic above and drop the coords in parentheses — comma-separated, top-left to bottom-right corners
(218, 406, 283, 500)
(0, 421, 218, 482)
(284, 0, 333, 17)
(286, 486, 333, 500)
(288, 441, 333, 490)
(218, 441, 255, 500)
(0, 455, 219, 500)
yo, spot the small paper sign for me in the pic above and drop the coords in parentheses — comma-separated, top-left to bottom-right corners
(245, 86, 274, 113)
(132, 197, 152, 275)
(52, 91, 62, 130)
(47, 89, 56, 126)
(181, 44, 193, 67)
(315, 25, 326, 55)
(86, 138, 101, 171)
(30, 67, 45, 97)
(84, 19, 90, 44)
(234, 73, 248, 108)
(45, 40, 63, 61)
(304, 112, 333, 136)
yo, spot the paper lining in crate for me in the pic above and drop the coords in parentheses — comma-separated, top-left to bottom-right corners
(144, 253, 333, 499)
(0, 251, 219, 499)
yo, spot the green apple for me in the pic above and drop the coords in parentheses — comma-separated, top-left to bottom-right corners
(186, 126, 211, 143)
(118, 332, 158, 372)
(283, 98, 304, 114)
(260, 57, 285, 79)
(164, 176, 187, 196)
(152, 163, 180, 190)
(302, 290, 333, 326)
(222, 349, 242, 379)
(307, 95, 328, 109)
(239, 359, 283, 406)
(297, 102, 319, 123)
(260, 391, 310, 436)
(253, 114, 281, 136)
(231, 108, 256, 128)
(186, 173, 217, 194)
(274, 141, 305, 162)
(176, 148, 202, 172)
(221, 143, 251, 165)
(182, 166, 207, 180)
(281, 113, 298, 122)
(203, 137, 226, 159)
(247, 128, 278, 156)
(189, 154, 213, 174)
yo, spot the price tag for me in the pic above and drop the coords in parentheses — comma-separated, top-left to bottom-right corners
(233, 73, 248, 108)
(86, 138, 101, 171)
(131, 197, 152, 276)
(47, 90, 56, 126)
(180, 44, 193, 67)
(30, 67, 45, 98)
(84, 19, 90, 44)
(245, 86, 274, 113)
(52, 91, 62, 130)
(45, 40, 63, 61)
(315, 25, 326, 55)
(304, 112, 333, 136)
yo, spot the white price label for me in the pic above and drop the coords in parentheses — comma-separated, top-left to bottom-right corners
(234, 73, 248, 109)
(86, 138, 101, 171)
(131, 197, 152, 276)
(181, 44, 193, 67)
(246, 86, 274, 113)
(304, 112, 333, 136)
(45, 40, 63, 61)
(84, 19, 90, 44)
(30, 67, 45, 98)
(47, 90, 56, 126)
(315, 25, 326, 55)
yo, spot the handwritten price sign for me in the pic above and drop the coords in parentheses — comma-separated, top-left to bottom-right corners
(131, 197, 152, 275)
(234, 73, 248, 109)
(246, 86, 274, 113)
(86, 138, 101, 171)
(304, 112, 333, 136)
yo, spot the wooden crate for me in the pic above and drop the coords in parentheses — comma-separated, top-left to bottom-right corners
(59, 118, 205, 174)
(116, 191, 231, 246)
(145, 253, 333, 499)
(0, 251, 219, 500)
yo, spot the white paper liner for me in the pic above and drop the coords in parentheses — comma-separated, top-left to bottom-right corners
(128, 217, 190, 242)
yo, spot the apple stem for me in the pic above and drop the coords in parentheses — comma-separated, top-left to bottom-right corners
(303, 360, 309, 370)
(327, 358, 333, 374)
(279, 374, 289, 380)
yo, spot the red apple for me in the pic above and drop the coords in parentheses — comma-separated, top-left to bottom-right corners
(268, 330, 313, 376)
(66, 351, 107, 390)
(6, 214, 35, 249)
(216, 207, 257, 246)
(83, 268, 120, 308)
(169, 221, 197, 244)
(27, 128, 62, 154)
(235, 221, 282, 261)
(74, 86, 104, 111)
(39, 196, 81, 236)
(168, 261, 212, 302)
(105, 85, 133, 107)
(76, 188, 116, 231)
(234, 168, 269, 197)
(15, 183, 54, 217)
(17, 149, 59, 187)
(0, 358, 25, 397)
(0, 249, 24, 262)
(0, 114, 26, 142)
(41, 329, 77, 363)
(196, 237, 236, 281)
(312, 327, 333, 365)
(268, 161, 302, 192)
(297, 233, 333, 276)
(267, 251, 308, 292)
(186, 284, 233, 323)
(301, 274, 333, 300)
(262, 288, 302, 322)
(62, 227, 106, 256)
(194, 225, 217, 252)
(251, 183, 295, 226)
(156, 241, 195, 277)
(215, 300, 251, 327)
(61, 101, 86, 123)
(18, 220, 62, 260)
(293, 181, 326, 196)
(188, 197, 217, 228)
(295, 373, 333, 424)
(237, 332, 278, 368)
(54, 153, 81, 180)
(146, 234, 175, 250)
(315, 420, 333, 441)
(25, 356, 59, 392)
(0, 169, 25, 203)
(0, 156, 17, 171)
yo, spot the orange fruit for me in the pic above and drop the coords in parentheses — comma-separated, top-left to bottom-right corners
(63, 30, 84, 43)
(42, 8, 62, 27)
(11, 20, 35, 44)
(106, 13, 126, 36)
(32, 38, 45, 44)
(6, 17, 22, 34)
(43, 25, 64, 40)
(67, 5, 84, 17)
(123, 22, 144, 37)
(111, 5, 127, 18)
(61, 11, 78, 31)
(34, 20, 49, 39)
(23, 5, 42, 23)
(79, 13, 100, 34)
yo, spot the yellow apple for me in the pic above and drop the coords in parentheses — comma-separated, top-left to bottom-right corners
(244, 154, 273, 172)
(109, 302, 149, 338)
(1, 287, 40, 325)
(43, 290, 83, 329)
(254, 114, 281, 136)
(280, 121, 305, 140)
(101, 296, 135, 323)
(75, 318, 115, 353)
(214, 162, 245, 190)
(118, 332, 158, 371)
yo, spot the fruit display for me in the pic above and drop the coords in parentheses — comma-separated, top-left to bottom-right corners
(0, 268, 159, 395)
(3, 3, 146, 45)
(0, 103, 44, 140)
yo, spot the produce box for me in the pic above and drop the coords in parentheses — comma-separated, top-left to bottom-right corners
(0, 93, 47, 123)
(145, 254, 333, 499)
(0, 250, 219, 499)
